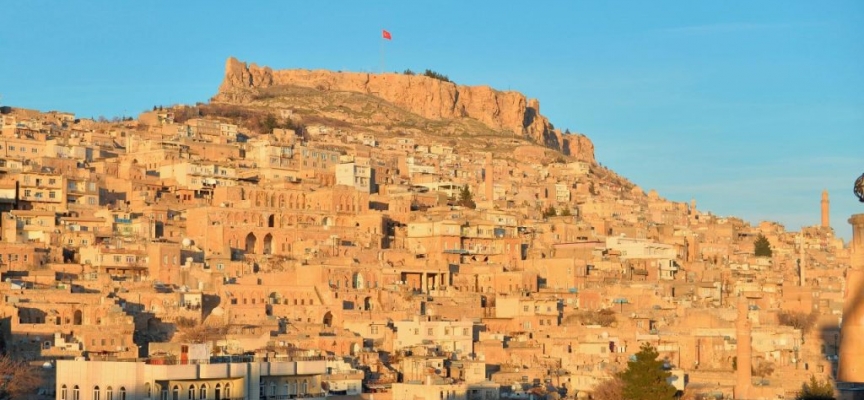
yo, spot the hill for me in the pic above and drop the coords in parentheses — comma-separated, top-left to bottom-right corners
(212, 57, 595, 163)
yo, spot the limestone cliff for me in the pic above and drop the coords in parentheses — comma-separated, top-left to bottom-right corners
(214, 57, 595, 162)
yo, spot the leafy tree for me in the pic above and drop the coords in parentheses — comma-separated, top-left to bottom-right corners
(560, 208, 572, 217)
(618, 343, 677, 400)
(457, 185, 476, 209)
(754, 234, 773, 257)
(795, 375, 835, 400)
(262, 113, 279, 134)
(543, 206, 557, 218)
(403, 69, 415, 75)
(0, 355, 43, 399)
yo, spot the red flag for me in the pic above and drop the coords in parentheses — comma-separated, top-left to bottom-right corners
(382, 30, 392, 40)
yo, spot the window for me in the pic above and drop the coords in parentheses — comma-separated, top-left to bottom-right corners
(49, 191, 56, 199)
(73, 385, 80, 400)
(49, 178, 56, 185)
(24, 189, 31, 197)
(61, 385, 67, 400)
(428, 328, 434, 335)
(172, 385, 179, 400)
(119, 387, 126, 400)
(370, 325, 379, 334)
(188, 385, 195, 400)
(198, 385, 207, 400)
(224, 383, 231, 398)
(88, 197, 96, 205)
(106, 387, 113, 400)
(145, 383, 151, 398)
(93, 386, 100, 400)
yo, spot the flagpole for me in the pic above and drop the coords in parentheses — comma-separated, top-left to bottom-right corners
(380, 36, 384, 74)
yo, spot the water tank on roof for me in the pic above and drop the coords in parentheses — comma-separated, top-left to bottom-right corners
(182, 238, 192, 247)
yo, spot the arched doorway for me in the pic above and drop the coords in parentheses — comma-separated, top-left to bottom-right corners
(353, 272, 364, 289)
(73, 310, 83, 325)
(268, 214, 275, 228)
(245, 233, 257, 254)
(363, 296, 372, 311)
(263, 234, 273, 255)
(323, 312, 333, 327)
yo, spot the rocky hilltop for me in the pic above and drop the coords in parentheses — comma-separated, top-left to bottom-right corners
(214, 57, 595, 162)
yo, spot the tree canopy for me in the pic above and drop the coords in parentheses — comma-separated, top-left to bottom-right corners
(618, 343, 677, 400)
(795, 375, 835, 400)
(0, 355, 42, 399)
(457, 185, 476, 209)
(754, 234, 773, 257)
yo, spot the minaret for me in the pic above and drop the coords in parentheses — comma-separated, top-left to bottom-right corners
(839, 214, 864, 382)
(735, 296, 752, 399)
(822, 190, 830, 228)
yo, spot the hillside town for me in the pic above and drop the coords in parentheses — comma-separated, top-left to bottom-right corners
(0, 59, 859, 400)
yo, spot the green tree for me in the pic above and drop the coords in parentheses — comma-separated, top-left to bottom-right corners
(457, 185, 476, 209)
(754, 234, 773, 257)
(560, 208, 572, 217)
(423, 69, 450, 82)
(795, 375, 835, 400)
(618, 343, 677, 400)
(543, 206, 557, 218)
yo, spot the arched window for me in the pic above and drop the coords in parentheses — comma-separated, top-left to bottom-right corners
(214, 383, 221, 400)
(172, 385, 180, 400)
(199, 385, 207, 400)
(144, 383, 151, 398)
(93, 386, 100, 400)
(119, 387, 127, 400)
(188, 385, 195, 400)
(287, 382, 295, 395)
(271, 381, 277, 396)
(300, 380, 308, 394)
(224, 383, 231, 399)
(60, 385, 67, 400)
(72, 385, 80, 400)
(106, 386, 113, 400)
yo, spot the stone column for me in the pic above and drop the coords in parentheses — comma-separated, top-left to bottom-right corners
(839, 214, 864, 382)
(421, 272, 428, 293)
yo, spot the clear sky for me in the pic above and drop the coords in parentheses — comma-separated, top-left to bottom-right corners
(1, 1, 862, 240)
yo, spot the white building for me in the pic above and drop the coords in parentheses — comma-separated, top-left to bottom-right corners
(335, 159, 374, 193)
(56, 357, 327, 400)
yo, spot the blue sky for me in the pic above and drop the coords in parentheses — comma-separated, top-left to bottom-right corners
(1, 1, 862, 240)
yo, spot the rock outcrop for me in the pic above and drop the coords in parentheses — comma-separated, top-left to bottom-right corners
(215, 57, 595, 162)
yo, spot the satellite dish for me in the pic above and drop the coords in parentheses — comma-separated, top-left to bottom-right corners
(42, 362, 53, 369)
(182, 238, 192, 247)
